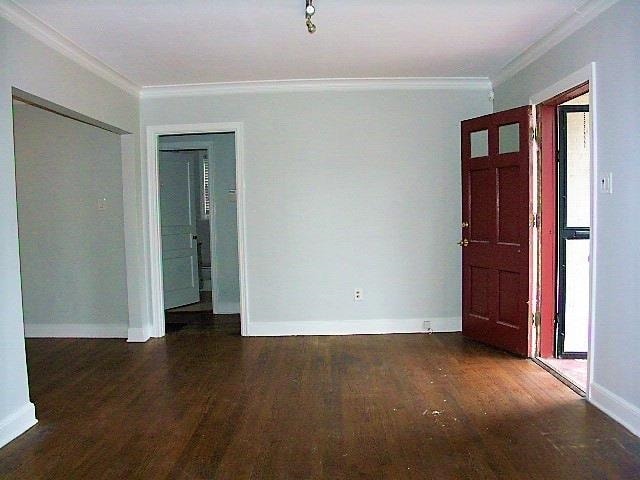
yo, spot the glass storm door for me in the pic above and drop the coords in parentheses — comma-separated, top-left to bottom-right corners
(556, 105, 590, 358)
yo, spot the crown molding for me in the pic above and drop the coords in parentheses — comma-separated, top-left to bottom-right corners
(140, 77, 492, 99)
(491, 0, 620, 87)
(0, 0, 140, 96)
(1, 0, 619, 98)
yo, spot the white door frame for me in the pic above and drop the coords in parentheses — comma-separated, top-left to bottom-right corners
(144, 123, 249, 337)
(530, 63, 597, 399)
(158, 140, 218, 311)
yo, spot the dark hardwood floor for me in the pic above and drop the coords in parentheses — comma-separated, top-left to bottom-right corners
(1, 316, 639, 479)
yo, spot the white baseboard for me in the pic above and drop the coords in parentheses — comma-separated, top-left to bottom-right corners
(24, 323, 128, 338)
(590, 383, 640, 437)
(0, 403, 37, 449)
(127, 324, 152, 343)
(214, 301, 241, 315)
(248, 317, 461, 337)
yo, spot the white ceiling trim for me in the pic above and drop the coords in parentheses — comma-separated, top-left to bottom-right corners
(0, 0, 140, 96)
(491, 0, 620, 87)
(140, 77, 493, 99)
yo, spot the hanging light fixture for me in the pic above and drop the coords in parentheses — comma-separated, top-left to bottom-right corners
(305, 0, 317, 34)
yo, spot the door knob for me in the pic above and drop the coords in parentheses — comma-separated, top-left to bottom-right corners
(457, 239, 469, 247)
(461, 221, 469, 228)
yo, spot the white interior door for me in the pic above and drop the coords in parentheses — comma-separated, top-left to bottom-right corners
(159, 150, 200, 309)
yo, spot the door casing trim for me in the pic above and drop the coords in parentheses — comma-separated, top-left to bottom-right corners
(143, 123, 249, 338)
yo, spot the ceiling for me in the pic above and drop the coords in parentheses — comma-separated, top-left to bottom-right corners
(12, 0, 590, 87)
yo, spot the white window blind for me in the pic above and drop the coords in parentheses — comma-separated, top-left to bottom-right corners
(202, 157, 211, 218)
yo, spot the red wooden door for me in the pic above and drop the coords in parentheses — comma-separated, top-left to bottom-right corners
(461, 106, 532, 356)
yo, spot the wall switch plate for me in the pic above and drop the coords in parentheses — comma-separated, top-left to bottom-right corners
(97, 197, 107, 211)
(600, 172, 613, 194)
(354, 288, 363, 301)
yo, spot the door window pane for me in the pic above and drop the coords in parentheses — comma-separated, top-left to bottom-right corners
(499, 123, 520, 154)
(566, 111, 591, 227)
(470, 130, 488, 158)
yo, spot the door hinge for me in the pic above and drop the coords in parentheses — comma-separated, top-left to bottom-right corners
(529, 212, 539, 228)
(532, 311, 541, 327)
(531, 126, 539, 143)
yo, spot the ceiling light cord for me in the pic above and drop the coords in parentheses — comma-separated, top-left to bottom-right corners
(305, 0, 316, 34)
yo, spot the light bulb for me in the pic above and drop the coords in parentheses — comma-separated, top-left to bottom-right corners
(306, 4, 315, 16)
(306, 20, 316, 33)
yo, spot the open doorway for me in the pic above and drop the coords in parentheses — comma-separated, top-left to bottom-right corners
(156, 133, 241, 334)
(12, 96, 130, 340)
(535, 85, 591, 393)
(11, 91, 132, 427)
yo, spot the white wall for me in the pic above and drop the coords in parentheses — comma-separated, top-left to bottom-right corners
(0, 17, 140, 447)
(13, 102, 129, 337)
(210, 133, 240, 313)
(142, 88, 492, 334)
(493, 0, 640, 435)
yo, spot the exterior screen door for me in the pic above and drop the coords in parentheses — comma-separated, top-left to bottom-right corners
(461, 106, 532, 356)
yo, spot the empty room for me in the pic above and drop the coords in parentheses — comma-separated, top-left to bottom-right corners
(0, 1, 639, 479)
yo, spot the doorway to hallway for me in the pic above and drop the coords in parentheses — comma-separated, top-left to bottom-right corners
(155, 131, 242, 333)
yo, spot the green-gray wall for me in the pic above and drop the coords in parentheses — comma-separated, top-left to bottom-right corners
(13, 102, 129, 336)
(142, 89, 492, 333)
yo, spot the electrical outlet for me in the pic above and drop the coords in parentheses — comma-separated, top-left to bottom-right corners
(423, 320, 433, 334)
(354, 288, 363, 301)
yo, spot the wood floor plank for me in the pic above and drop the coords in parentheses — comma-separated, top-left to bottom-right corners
(1, 318, 639, 479)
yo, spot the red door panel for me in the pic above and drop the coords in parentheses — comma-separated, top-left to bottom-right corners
(469, 168, 494, 242)
(461, 106, 532, 357)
